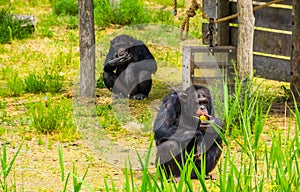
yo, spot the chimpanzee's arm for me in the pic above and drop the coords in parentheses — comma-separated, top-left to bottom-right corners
(153, 92, 185, 145)
(127, 44, 157, 74)
(103, 45, 133, 72)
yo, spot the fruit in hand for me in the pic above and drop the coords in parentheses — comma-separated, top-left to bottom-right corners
(200, 115, 208, 121)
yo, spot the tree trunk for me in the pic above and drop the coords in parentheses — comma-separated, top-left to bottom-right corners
(291, 0, 300, 100)
(237, 0, 255, 80)
(79, 0, 95, 98)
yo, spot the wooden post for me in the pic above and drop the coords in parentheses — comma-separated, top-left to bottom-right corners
(79, 0, 95, 98)
(216, 0, 230, 46)
(291, 0, 300, 100)
(236, 0, 255, 80)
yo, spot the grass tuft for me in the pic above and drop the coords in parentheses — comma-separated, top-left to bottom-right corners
(27, 95, 76, 136)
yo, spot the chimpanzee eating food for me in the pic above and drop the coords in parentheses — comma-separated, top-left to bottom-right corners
(153, 84, 223, 181)
(103, 34, 157, 100)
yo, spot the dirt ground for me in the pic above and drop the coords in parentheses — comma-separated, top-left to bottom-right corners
(1, 90, 297, 191)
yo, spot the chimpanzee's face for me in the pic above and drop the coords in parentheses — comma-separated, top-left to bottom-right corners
(117, 48, 128, 57)
(186, 86, 212, 117)
(195, 95, 210, 117)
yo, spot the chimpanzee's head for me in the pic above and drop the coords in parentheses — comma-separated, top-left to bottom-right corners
(110, 34, 135, 53)
(184, 85, 214, 118)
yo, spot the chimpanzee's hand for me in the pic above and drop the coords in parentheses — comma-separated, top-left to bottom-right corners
(107, 53, 133, 66)
(199, 116, 222, 132)
(118, 52, 133, 65)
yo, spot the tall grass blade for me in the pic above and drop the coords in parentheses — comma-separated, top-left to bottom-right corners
(2, 143, 22, 177)
(58, 144, 64, 182)
(0, 142, 22, 191)
(191, 161, 207, 192)
(124, 160, 130, 192)
(129, 160, 135, 192)
(69, 170, 93, 192)
(62, 172, 70, 192)
(136, 137, 154, 191)
(103, 177, 110, 192)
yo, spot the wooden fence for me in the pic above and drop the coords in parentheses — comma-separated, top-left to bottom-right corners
(202, 0, 293, 82)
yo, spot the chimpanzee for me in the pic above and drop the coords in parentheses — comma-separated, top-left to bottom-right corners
(103, 34, 157, 100)
(153, 84, 223, 181)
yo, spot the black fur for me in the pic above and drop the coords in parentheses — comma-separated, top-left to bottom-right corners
(103, 34, 157, 100)
(153, 85, 223, 180)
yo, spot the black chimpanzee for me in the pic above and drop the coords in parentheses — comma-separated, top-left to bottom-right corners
(103, 34, 157, 100)
(153, 84, 223, 182)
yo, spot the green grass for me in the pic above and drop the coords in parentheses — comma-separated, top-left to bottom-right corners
(52, 0, 78, 16)
(0, 6, 35, 44)
(0, 0, 298, 191)
(0, 67, 64, 96)
(26, 95, 77, 139)
(0, 142, 22, 191)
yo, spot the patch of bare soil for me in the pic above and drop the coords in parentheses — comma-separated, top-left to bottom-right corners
(1, 97, 296, 191)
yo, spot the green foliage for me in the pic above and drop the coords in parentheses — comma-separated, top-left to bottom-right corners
(53, 0, 78, 16)
(0, 143, 22, 191)
(94, 0, 152, 28)
(27, 96, 75, 134)
(58, 144, 91, 192)
(5, 70, 24, 97)
(148, 0, 186, 8)
(1, 67, 14, 80)
(96, 70, 106, 88)
(0, 67, 63, 96)
(137, 109, 152, 132)
(111, 0, 150, 25)
(0, 0, 10, 6)
(0, 6, 35, 44)
(150, 9, 174, 24)
(96, 103, 121, 131)
(23, 70, 63, 93)
(217, 107, 300, 191)
(38, 26, 54, 38)
(67, 15, 78, 29)
(223, 72, 275, 136)
(94, 0, 113, 29)
(0, 101, 8, 126)
(23, 74, 47, 93)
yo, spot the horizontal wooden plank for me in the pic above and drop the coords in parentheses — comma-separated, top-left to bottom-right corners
(193, 77, 223, 84)
(228, 0, 292, 6)
(194, 62, 234, 69)
(253, 55, 291, 81)
(230, 2, 292, 31)
(230, 27, 292, 57)
(193, 76, 235, 85)
(253, 0, 292, 6)
(183, 45, 237, 53)
(254, 7, 292, 31)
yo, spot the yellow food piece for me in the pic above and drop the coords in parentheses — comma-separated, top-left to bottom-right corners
(200, 115, 208, 121)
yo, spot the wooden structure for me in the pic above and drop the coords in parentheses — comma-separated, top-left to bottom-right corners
(182, 46, 236, 90)
(291, 0, 300, 99)
(201, 0, 294, 82)
(79, 0, 95, 98)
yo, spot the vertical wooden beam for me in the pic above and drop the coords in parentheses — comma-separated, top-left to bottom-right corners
(79, 0, 95, 97)
(291, 0, 300, 100)
(182, 46, 192, 90)
(237, 0, 255, 80)
(216, 0, 230, 46)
